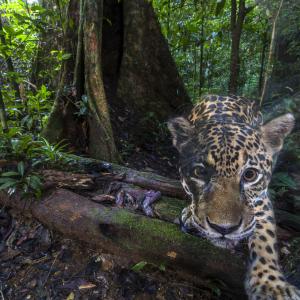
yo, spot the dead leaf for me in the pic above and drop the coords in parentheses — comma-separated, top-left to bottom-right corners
(78, 283, 96, 289)
(166, 251, 177, 259)
(118, 116, 126, 122)
(66, 292, 75, 300)
(91, 194, 115, 203)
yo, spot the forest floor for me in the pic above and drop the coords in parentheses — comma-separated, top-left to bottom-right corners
(0, 144, 300, 300)
(0, 210, 224, 300)
(0, 148, 224, 300)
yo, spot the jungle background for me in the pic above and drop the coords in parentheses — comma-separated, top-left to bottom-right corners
(0, 0, 299, 299)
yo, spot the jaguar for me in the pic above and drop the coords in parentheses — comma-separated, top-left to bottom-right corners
(168, 95, 300, 300)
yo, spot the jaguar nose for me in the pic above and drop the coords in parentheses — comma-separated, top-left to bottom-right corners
(206, 217, 242, 235)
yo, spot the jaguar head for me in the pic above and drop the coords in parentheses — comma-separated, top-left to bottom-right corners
(168, 113, 294, 248)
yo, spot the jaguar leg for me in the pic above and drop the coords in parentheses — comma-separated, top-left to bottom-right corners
(246, 195, 300, 300)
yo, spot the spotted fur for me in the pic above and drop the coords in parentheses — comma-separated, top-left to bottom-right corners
(168, 95, 299, 299)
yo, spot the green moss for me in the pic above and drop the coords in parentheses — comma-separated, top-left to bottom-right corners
(153, 197, 186, 221)
(109, 208, 224, 257)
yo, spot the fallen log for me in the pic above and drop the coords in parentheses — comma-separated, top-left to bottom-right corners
(41, 162, 300, 233)
(40, 167, 185, 198)
(67, 157, 186, 199)
(0, 188, 247, 297)
(95, 171, 186, 199)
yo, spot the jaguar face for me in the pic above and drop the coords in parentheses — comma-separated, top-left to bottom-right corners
(168, 96, 294, 249)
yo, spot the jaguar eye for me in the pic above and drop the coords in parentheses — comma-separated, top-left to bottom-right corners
(192, 165, 206, 178)
(243, 168, 259, 182)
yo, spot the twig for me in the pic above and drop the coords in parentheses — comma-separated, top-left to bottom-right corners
(0, 283, 5, 300)
(43, 250, 61, 286)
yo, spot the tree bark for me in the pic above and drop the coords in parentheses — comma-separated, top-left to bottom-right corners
(83, 0, 119, 161)
(43, 0, 119, 161)
(116, 0, 189, 119)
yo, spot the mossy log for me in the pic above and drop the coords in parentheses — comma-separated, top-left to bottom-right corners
(40, 167, 300, 232)
(64, 157, 300, 233)
(43, 156, 300, 233)
(0, 188, 247, 297)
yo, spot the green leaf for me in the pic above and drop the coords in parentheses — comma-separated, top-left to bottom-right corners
(1, 171, 20, 177)
(104, 17, 112, 26)
(2, 25, 15, 37)
(16, 34, 28, 42)
(61, 53, 72, 60)
(131, 261, 148, 272)
(28, 175, 42, 190)
(0, 181, 18, 190)
(31, 159, 42, 167)
(271, 172, 297, 189)
(215, 0, 226, 16)
(17, 161, 25, 177)
(0, 178, 18, 184)
(159, 264, 166, 272)
(30, 4, 45, 12)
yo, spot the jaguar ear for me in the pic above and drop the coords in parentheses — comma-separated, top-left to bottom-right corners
(168, 117, 194, 152)
(261, 113, 295, 155)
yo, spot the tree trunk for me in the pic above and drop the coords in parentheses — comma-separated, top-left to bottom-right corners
(199, 10, 205, 96)
(228, 0, 250, 95)
(0, 79, 8, 133)
(43, 0, 119, 162)
(42, 0, 81, 147)
(83, 0, 119, 161)
(258, 29, 268, 94)
(260, 0, 300, 103)
(260, 0, 284, 105)
(43, 0, 190, 161)
(115, 0, 190, 132)
(0, 14, 20, 100)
